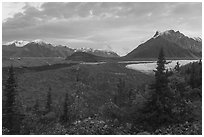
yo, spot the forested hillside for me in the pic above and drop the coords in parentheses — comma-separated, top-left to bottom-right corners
(2, 50, 202, 135)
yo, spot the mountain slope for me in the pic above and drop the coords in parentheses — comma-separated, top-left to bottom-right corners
(125, 30, 202, 59)
(2, 40, 119, 58)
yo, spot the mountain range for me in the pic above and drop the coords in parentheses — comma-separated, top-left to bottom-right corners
(3, 30, 202, 60)
(2, 39, 119, 58)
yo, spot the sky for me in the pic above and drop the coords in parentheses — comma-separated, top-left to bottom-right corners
(2, 2, 202, 56)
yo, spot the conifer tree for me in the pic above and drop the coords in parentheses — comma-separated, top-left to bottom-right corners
(154, 48, 168, 92)
(189, 63, 196, 88)
(144, 48, 173, 128)
(199, 66, 202, 87)
(114, 78, 125, 107)
(33, 99, 40, 114)
(45, 87, 52, 113)
(61, 92, 69, 124)
(3, 65, 23, 134)
(174, 61, 180, 72)
(199, 59, 202, 65)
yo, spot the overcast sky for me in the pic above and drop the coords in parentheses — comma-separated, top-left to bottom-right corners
(2, 2, 202, 56)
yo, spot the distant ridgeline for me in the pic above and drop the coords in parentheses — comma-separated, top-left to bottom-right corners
(2, 39, 119, 58)
(3, 30, 202, 61)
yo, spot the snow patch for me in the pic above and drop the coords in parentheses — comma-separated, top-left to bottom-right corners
(153, 30, 182, 39)
(5, 40, 29, 47)
(32, 39, 50, 45)
(74, 47, 115, 54)
(5, 39, 53, 46)
(192, 37, 202, 42)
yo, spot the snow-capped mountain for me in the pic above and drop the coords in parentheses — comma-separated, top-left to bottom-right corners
(31, 39, 51, 45)
(75, 47, 115, 53)
(153, 30, 201, 42)
(4, 39, 53, 47)
(152, 30, 202, 52)
(125, 30, 202, 59)
(74, 47, 118, 57)
(153, 30, 186, 39)
(5, 40, 30, 47)
(3, 40, 119, 58)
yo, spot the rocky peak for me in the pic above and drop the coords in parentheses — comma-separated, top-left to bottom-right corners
(153, 30, 185, 39)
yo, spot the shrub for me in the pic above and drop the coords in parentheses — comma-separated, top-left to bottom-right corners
(154, 121, 202, 135)
(67, 116, 131, 135)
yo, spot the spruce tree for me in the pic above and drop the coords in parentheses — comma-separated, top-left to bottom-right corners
(33, 99, 40, 114)
(174, 61, 180, 72)
(186, 67, 191, 74)
(3, 65, 22, 134)
(61, 92, 69, 124)
(154, 48, 168, 92)
(198, 65, 202, 88)
(189, 63, 196, 88)
(199, 59, 202, 65)
(144, 48, 173, 129)
(45, 87, 52, 113)
(114, 78, 125, 107)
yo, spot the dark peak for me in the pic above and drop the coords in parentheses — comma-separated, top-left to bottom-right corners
(176, 30, 180, 33)
(167, 29, 176, 33)
(153, 31, 160, 37)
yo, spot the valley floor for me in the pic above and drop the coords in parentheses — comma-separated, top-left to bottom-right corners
(2, 58, 202, 135)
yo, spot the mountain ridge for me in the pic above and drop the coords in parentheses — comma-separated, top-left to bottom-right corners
(3, 30, 202, 60)
(3, 40, 119, 58)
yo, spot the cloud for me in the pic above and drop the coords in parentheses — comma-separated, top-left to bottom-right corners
(2, 2, 202, 56)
